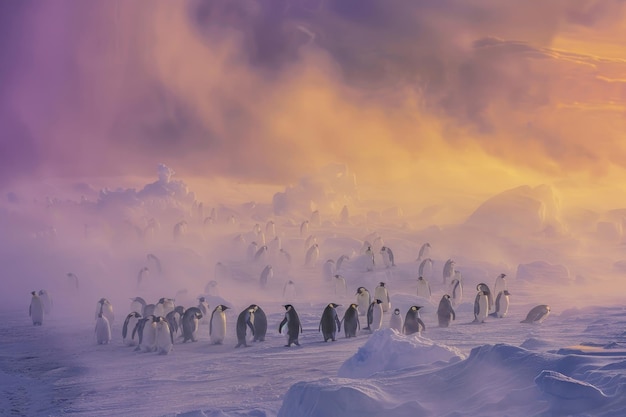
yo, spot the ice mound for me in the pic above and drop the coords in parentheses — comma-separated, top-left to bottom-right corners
(338, 328, 465, 378)
(516, 260, 571, 282)
(535, 370, 609, 414)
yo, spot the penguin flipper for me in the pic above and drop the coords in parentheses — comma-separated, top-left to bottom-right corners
(247, 319, 255, 336)
(279, 317, 287, 334)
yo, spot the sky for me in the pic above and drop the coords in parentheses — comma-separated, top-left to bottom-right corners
(1, 0, 625, 210)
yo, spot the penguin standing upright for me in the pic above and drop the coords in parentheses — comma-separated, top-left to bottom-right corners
(155, 316, 174, 354)
(366, 299, 384, 332)
(155, 298, 175, 318)
(491, 290, 511, 318)
(449, 276, 463, 306)
(334, 275, 347, 296)
(374, 282, 391, 312)
(95, 313, 112, 345)
(319, 303, 341, 342)
(95, 298, 114, 325)
(130, 297, 147, 315)
(355, 287, 371, 315)
(416, 276, 432, 299)
(389, 308, 403, 332)
(181, 307, 203, 343)
(403, 306, 425, 335)
(323, 259, 335, 281)
(437, 295, 456, 328)
(305, 244, 320, 267)
(380, 246, 396, 267)
(197, 297, 209, 323)
(473, 291, 489, 323)
(38, 290, 53, 314)
(235, 307, 255, 348)
(443, 259, 455, 285)
(123, 311, 142, 346)
(209, 305, 229, 345)
(341, 304, 360, 338)
(165, 306, 184, 337)
(133, 315, 156, 352)
(493, 274, 507, 302)
(260, 265, 273, 289)
(279, 304, 302, 347)
(476, 283, 493, 313)
(249, 305, 267, 342)
(29, 291, 44, 326)
(283, 280, 296, 301)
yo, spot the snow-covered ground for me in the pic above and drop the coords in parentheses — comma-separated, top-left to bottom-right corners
(2, 166, 626, 417)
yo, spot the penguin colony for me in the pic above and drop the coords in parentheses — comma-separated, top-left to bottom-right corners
(28, 214, 551, 353)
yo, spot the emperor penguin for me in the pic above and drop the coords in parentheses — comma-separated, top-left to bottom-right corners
(305, 244, 320, 267)
(249, 305, 267, 342)
(279, 249, 292, 265)
(416, 276, 432, 299)
(197, 297, 210, 323)
(95, 298, 114, 325)
(165, 306, 184, 337)
(418, 258, 433, 279)
(449, 276, 463, 306)
(265, 220, 276, 238)
(130, 297, 147, 315)
(137, 266, 149, 286)
(268, 236, 281, 255)
(155, 298, 175, 317)
(437, 295, 456, 328)
(181, 307, 203, 343)
(310, 210, 321, 227)
(493, 273, 507, 300)
(366, 299, 384, 332)
(247, 242, 258, 262)
(521, 305, 551, 324)
(147, 253, 162, 274)
(173, 220, 188, 239)
(380, 246, 396, 268)
(300, 220, 309, 237)
(235, 307, 255, 348)
(122, 311, 142, 346)
(490, 290, 511, 318)
(476, 283, 493, 313)
(95, 313, 112, 345)
(363, 246, 376, 271)
(304, 234, 317, 251)
(283, 280, 296, 301)
(443, 259, 455, 285)
(143, 303, 156, 317)
(403, 306, 426, 335)
(336, 254, 350, 272)
(66, 272, 79, 290)
(209, 305, 229, 345)
(323, 259, 335, 281)
(374, 282, 391, 312)
(355, 287, 371, 315)
(260, 265, 273, 289)
(279, 304, 302, 347)
(389, 308, 403, 332)
(133, 315, 154, 352)
(155, 316, 174, 355)
(473, 291, 489, 323)
(254, 245, 269, 263)
(341, 304, 360, 338)
(334, 275, 347, 297)
(417, 242, 431, 261)
(38, 290, 53, 314)
(29, 291, 44, 326)
(319, 303, 341, 342)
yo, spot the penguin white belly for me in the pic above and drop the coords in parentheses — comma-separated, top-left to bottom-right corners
(210, 313, 227, 344)
(335, 277, 347, 296)
(499, 296, 510, 318)
(156, 322, 173, 354)
(374, 289, 390, 312)
(130, 301, 143, 315)
(389, 314, 403, 332)
(124, 316, 140, 346)
(95, 316, 111, 344)
(30, 299, 44, 325)
(371, 305, 383, 331)
(417, 281, 430, 298)
(143, 323, 157, 352)
(477, 295, 488, 323)
(356, 294, 369, 315)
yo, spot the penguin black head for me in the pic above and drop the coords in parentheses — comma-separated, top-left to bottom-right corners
(503, 290, 511, 296)
(38, 290, 46, 295)
(328, 303, 340, 308)
(31, 291, 37, 296)
(410, 306, 422, 311)
(350, 304, 358, 309)
(158, 298, 165, 304)
(283, 305, 293, 311)
(394, 308, 400, 314)
(379, 282, 385, 287)
(499, 273, 506, 278)
(198, 297, 206, 303)
(356, 287, 366, 295)
(220, 305, 230, 311)
(443, 294, 451, 299)
(375, 299, 383, 304)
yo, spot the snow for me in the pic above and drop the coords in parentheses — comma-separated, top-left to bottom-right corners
(2, 166, 626, 416)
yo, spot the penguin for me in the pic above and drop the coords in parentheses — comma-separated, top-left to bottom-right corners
(155, 316, 174, 354)
(283, 280, 296, 301)
(300, 220, 309, 237)
(260, 265, 273, 289)
(305, 244, 319, 267)
(319, 303, 342, 342)
(249, 305, 267, 342)
(130, 297, 147, 315)
(437, 295, 456, 328)
(95, 298, 114, 325)
(374, 282, 391, 312)
(279, 249, 292, 265)
(29, 291, 44, 326)
(363, 246, 375, 271)
(181, 307, 203, 343)
(416, 276, 432, 299)
(493, 273, 507, 300)
(322, 259, 335, 281)
(417, 242, 431, 261)
(403, 306, 426, 335)
(341, 303, 360, 338)
(254, 245, 269, 262)
(372, 236, 384, 253)
(38, 290, 53, 314)
(389, 308, 403, 332)
(380, 246, 396, 268)
(235, 307, 255, 348)
(355, 287, 371, 315)
(95, 313, 112, 345)
(366, 299, 384, 332)
(209, 305, 229, 345)
(418, 258, 433, 278)
(165, 306, 184, 337)
(336, 254, 350, 272)
(443, 259, 455, 285)
(476, 283, 493, 313)
(197, 297, 209, 323)
(137, 266, 149, 286)
(265, 220, 276, 238)
(123, 311, 142, 346)
(304, 234, 317, 251)
(310, 210, 321, 227)
(143, 303, 156, 317)
(133, 315, 151, 351)
(521, 305, 551, 324)
(334, 275, 347, 296)
(279, 304, 302, 347)
(449, 276, 463, 306)
(155, 298, 175, 317)
(268, 236, 281, 255)
(473, 291, 489, 323)
(247, 242, 258, 261)
(490, 290, 511, 318)
(147, 253, 162, 274)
